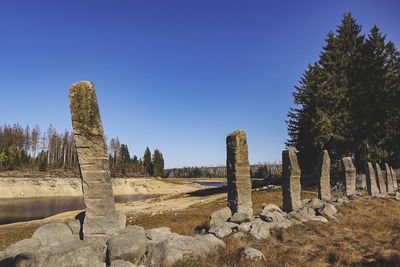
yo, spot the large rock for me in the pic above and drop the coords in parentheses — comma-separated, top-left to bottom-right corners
(374, 163, 387, 196)
(32, 222, 75, 247)
(5, 238, 42, 258)
(282, 147, 302, 212)
(318, 150, 331, 201)
(209, 207, 231, 225)
(235, 222, 252, 233)
(385, 163, 395, 194)
(107, 225, 147, 265)
(14, 240, 106, 267)
(308, 198, 325, 210)
(342, 157, 356, 197)
(318, 203, 337, 218)
(226, 130, 253, 216)
(145, 234, 225, 267)
(237, 247, 266, 263)
(261, 203, 282, 213)
(145, 227, 176, 245)
(230, 211, 251, 223)
(259, 209, 286, 223)
(208, 222, 236, 238)
(249, 219, 270, 240)
(70, 81, 124, 239)
(365, 162, 380, 197)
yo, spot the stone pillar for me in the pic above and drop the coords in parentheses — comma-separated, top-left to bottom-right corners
(356, 174, 367, 191)
(391, 166, 398, 189)
(70, 81, 125, 240)
(365, 162, 379, 197)
(374, 163, 387, 196)
(384, 163, 394, 194)
(226, 130, 253, 216)
(342, 157, 356, 197)
(317, 150, 331, 201)
(282, 147, 301, 212)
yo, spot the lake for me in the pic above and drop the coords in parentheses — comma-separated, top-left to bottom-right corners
(0, 194, 158, 225)
(197, 181, 227, 187)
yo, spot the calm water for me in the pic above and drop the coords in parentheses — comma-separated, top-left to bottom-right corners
(197, 182, 226, 187)
(0, 194, 158, 225)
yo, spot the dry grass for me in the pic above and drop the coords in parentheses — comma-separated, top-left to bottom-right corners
(163, 194, 400, 267)
(125, 189, 315, 235)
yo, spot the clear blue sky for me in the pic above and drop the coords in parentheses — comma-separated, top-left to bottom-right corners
(0, 1, 399, 168)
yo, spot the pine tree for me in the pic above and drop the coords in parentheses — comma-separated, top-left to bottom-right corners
(287, 13, 400, 172)
(384, 41, 400, 166)
(143, 147, 152, 176)
(152, 149, 164, 177)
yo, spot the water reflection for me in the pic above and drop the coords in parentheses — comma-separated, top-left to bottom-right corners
(0, 194, 158, 225)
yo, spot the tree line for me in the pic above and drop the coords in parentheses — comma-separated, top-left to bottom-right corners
(287, 13, 400, 173)
(109, 138, 164, 177)
(165, 164, 282, 178)
(0, 124, 165, 177)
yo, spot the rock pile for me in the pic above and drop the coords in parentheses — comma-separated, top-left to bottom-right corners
(1, 223, 225, 267)
(208, 198, 340, 240)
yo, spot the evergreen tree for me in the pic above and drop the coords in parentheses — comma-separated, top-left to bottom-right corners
(143, 147, 152, 175)
(287, 13, 400, 172)
(152, 149, 164, 177)
(384, 41, 400, 166)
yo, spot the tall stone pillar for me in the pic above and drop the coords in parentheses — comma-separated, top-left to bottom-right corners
(226, 130, 253, 216)
(282, 147, 301, 212)
(318, 150, 331, 201)
(391, 166, 398, 189)
(365, 162, 379, 197)
(342, 157, 356, 197)
(70, 81, 125, 240)
(384, 163, 394, 194)
(374, 163, 387, 196)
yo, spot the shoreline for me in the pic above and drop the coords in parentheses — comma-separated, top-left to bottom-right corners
(0, 177, 205, 199)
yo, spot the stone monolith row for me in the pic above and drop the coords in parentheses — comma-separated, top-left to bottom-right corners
(282, 147, 301, 212)
(342, 157, 356, 197)
(70, 81, 125, 240)
(365, 162, 380, 197)
(226, 130, 253, 216)
(375, 163, 387, 196)
(318, 150, 331, 201)
(384, 163, 394, 194)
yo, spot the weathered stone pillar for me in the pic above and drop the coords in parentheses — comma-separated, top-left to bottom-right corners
(226, 130, 253, 216)
(342, 157, 356, 197)
(374, 163, 387, 196)
(282, 147, 301, 212)
(318, 150, 331, 201)
(365, 162, 379, 197)
(70, 81, 125, 240)
(356, 174, 367, 191)
(384, 163, 394, 194)
(391, 166, 398, 189)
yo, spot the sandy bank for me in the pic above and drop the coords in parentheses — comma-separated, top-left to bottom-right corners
(0, 177, 203, 198)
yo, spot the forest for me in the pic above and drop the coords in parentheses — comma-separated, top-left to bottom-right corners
(287, 13, 400, 172)
(0, 124, 164, 177)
